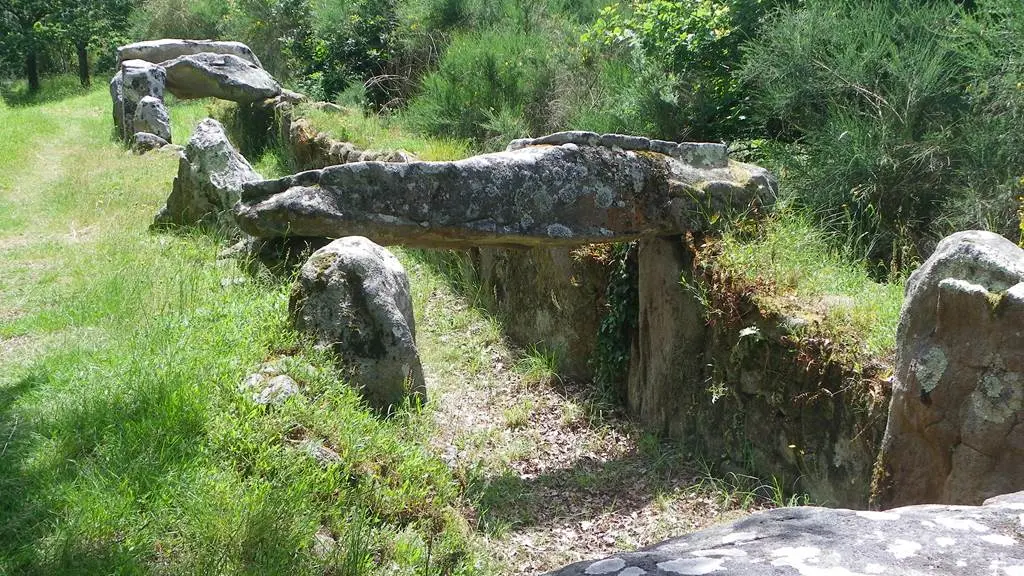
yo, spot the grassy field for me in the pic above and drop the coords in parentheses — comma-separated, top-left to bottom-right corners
(0, 81, 779, 575)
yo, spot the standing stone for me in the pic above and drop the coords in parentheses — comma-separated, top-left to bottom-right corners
(153, 118, 262, 230)
(627, 237, 706, 433)
(133, 96, 171, 142)
(874, 230, 1024, 507)
(289, 237, 425, 410)
(112, 59, 166, 141)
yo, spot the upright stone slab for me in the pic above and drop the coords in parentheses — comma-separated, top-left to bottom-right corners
(133, 96, 171, 142)
(111, 59, 166, 141)
(875, 230, 1024, 507)
(154, 118, 262, 230)
(290, 237, 426, 410)
(627, 237, 707, 433)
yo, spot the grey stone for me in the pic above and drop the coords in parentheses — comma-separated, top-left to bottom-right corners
(648, 139, 679, 156)
(118, 39, 263, 68)
(506, 138, 534, 151)
(240, 368, 300, 405)
(673, 142, 728, 168)
(289, 237, 425, 410)
(875, 230, 1024, 507)
(544, 492, 1024, 575)
(600, 133, 651, 150)
(132, 96, 171, 142)
(153, 118, 262, 230)
(235, 144, 775, 248)
(111, 59, 166, 141)
(534, 131, 601, 147)
(162, 52, 281, 103)
(131, 132, 169, 154)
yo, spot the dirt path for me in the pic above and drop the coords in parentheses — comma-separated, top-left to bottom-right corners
(412, 263, 756, 574)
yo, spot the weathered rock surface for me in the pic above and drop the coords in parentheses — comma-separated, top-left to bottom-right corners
(545, 490, 1024, 575)
(111, 59, 166, 141)
(163, 53, 281, 103)
(132, 96, 171, 142)
(117, 38, 263, 68)
(131, 132, 170, 154)
(236, 141, 774, 247)
(875, 230, 1024, 507)
(154, 118, 262, 229)
(289, 237, 425, 409)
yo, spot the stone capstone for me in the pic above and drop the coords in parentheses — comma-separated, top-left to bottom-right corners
(132, 96, 171, 142)
(544, 491, 1024, 575)
(289, 237, 425, 410)
(507, 131, 729, 168)
(117, 38, 263, 68)
(235, 139, 774, 248)
(162, 52, 281, 103)
(874, 230, 1024, 507)
(153, 118, 262, 230)
(110, 59, 166, 141)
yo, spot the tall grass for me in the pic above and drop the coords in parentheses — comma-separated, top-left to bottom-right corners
(0, 85, 487, 575)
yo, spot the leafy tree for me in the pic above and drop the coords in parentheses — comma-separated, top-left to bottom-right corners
(0, 0, 53, 91)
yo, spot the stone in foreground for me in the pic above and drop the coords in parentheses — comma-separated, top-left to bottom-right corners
(132, 96, 171, 142)
(154, 118, 262, 230)
(236, 139, 774, 248)
(117, 38, 263, 68)
(289, 237, 425, 410)
(544, 491, 1024, 575)
(874, 230, 1024, 507)
(163, 53, 281, 103)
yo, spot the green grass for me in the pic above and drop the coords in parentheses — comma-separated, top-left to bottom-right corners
(0, 83, 488, 575)
(716, 209, 905, 358)
(299, 105, 474, 161)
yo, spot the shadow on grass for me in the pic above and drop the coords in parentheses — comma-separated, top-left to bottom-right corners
(1, 76, 93, 109)
(0, 352, 206, 575)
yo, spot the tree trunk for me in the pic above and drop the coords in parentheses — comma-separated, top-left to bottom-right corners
(26, 49, 40, 93)
(76, 41, 90, 87)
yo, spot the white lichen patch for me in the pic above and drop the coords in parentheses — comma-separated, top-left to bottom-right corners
(619, 568, 647, 576)
(856, 511, 901, 521)
(720, 531, 757, 544)
(935, 516, 991, 532)
(981, 534, 1017, 546)
(656, 558, 725, 575)
(971, 370, 1024, 423)
(935, 536, 956, 547)
(770, 546, 821, 564)
(584, 558, 626, 574)
(864, 563, 886, 574)
(913, 346, 947, 393)
(690, 549, 747, 558)
(1004, 566, 1024, 576)
(887, 539, 922, 559)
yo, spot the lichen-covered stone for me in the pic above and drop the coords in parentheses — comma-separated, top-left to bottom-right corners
(132, 96, 171, 142)
(163, 52, 281, 103)
(289, 237, 425, 410)
(153, 118, 262, 230)
(111, 59, 166, 141)
(235, 144, 774, 248)
(118, 38, 263, 68)
(544, 491, 1024, 575)
(131, 132, 169, 154)
(875, 230, 1024, 507)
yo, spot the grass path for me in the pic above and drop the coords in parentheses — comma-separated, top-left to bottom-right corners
(0, 83, 755, 575)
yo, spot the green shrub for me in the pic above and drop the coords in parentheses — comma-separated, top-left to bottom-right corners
(582, 0, 787, 141)
(405, 28, 555, 146)
(742, 0, 967, 269)
(129, 0, 229, 40)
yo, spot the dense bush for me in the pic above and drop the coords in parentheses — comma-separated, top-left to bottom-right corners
(741, 0, 969, 269)
(405, 28, 555, 147)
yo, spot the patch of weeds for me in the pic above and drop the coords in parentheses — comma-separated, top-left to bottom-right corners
(503, 399, 534, 430)
(589, 241, 638, 404)
(514, 345, 562, 388)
